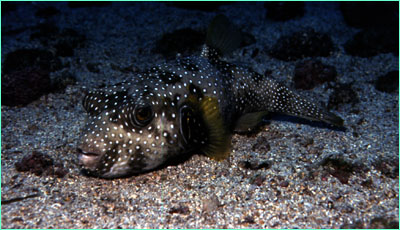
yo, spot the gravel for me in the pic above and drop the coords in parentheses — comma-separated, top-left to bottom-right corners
(1, 2, 398, 228)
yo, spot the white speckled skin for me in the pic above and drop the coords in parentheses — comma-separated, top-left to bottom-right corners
(78, 46, 343, 178)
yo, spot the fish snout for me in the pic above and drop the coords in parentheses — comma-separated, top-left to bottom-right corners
(77, 147, 102, 170)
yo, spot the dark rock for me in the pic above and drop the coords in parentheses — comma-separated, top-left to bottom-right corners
(293, 59, 337, 90)
(30, 23, 60, 45)
(344, 28, 398, 57)
(169, 2, 232, 12)
(15, 151, 68, 178)
(341, 220, 364, 229)
(238, 161, 252, 170)
(297, 137, 314, 148)
(320, 155, 366, 184)
(15, 151, 53, 176)
(1, 49, 63, 106)
(264, 2, 304, 21)
(35, 6, 60, 18)
(51, 71, 77, 93)
(68, 1, 112, 8)
(2, 67, 51, 106)
(11, 217, 24, 223)
(240, 32, 256, 48)
(269, 29, 334, 61)
(279, 180, 289, 187)
(251, 48, 259, 58)
(360, 178, 374, 188)
(2, 48, 61, 75)
(252, 136, 271, 152)
(375, 71, 399, 93)
(154, 28, 205, 59)
(242, 215, 255, 224)
(369, 217, 399, 229)
(28, 124, 39, 132)
(30, 25, 86, 57)
(265, 129, 285, 140)
(2, 2, 17, 14)
(340, 204, 354, 213)
(238, 160, 271, 170)
(276, 175, 284, 181)
(54, 28, 86, 57)
(250, 174, 266, 186)
(86, 62, 101, 73)
(340, 2, 399, 29)
(2, 26, 29, 36)
(51, 164, 68, 178)
(169, 205, 190, 215)
(328, 83, 359, 110)
(372, 156, 399, 179)
(264, 69, 273, 77)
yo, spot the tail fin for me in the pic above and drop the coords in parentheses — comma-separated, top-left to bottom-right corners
(260, 79, 344, 127)
(236, 76, 344, 127)
(205, 15, 242, 56)
(319, 111, 344, 127)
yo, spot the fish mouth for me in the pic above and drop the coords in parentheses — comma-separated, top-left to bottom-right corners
(77, 148, 102, 170)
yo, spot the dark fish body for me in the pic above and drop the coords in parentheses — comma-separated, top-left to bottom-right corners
(79, 16, 343, 178)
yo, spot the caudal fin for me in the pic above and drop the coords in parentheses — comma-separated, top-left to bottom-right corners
(319, 111, 344, 127)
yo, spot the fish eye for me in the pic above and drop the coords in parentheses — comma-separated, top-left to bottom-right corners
(132, 104, 153, 127)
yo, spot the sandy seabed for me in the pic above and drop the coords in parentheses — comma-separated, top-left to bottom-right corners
(1, 2, 398, 228)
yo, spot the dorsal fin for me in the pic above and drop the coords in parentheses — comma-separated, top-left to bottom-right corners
(206, 14, 242, 56)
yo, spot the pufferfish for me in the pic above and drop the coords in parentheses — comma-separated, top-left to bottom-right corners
(78, 15, 343, 178)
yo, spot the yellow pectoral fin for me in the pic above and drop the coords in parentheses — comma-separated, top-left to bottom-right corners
(199, 97, 232, 161)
